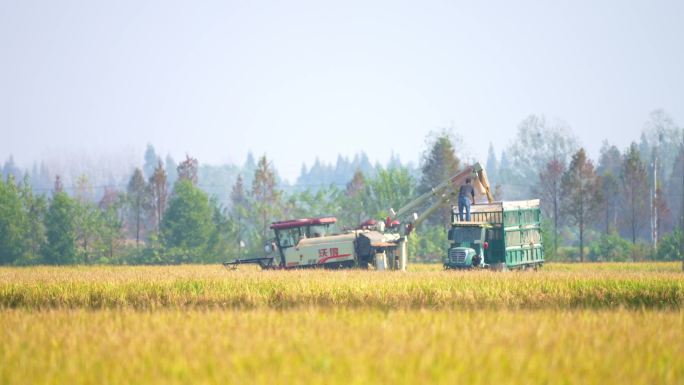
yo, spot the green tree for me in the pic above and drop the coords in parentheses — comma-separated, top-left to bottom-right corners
(143, 143, 158, 178)
(286, 186, 341, 221)
(596, 143, 622, 233)
(98, 188, 124, 262)
(366, 168, 416, 220)
(537, 159, 565, 257)
(148, 160, 168, 237)
(0, 176, 27, 264)
(161, 179, 215, 262)
(206, 198, 233, 263)
(621, 143, 649, 244)
(177, 155, 199, 186)
(485, 143, 499, 185)
(561, 148, 602, 262)
(341, 169, 368, 227)
(588, 231, 633, 262)
(74, 175, 99, 264)
(503, 115, 578, 199)
(19, 176, 47, 264)
(409, 225, 447, 262)
(418, 131, 460, 226)
(127, 168, 149, 248)
(43, 191, 77, 264)
(251, 155, 281, 249)
(230, 174, 249, 258)
(655, 229, 682, 261)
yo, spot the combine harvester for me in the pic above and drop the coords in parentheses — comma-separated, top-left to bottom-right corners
(224, 163, 543, 270)
(223, 216, 401, 270)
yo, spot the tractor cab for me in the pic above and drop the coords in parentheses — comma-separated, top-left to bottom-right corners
(445, 222, 491, 269)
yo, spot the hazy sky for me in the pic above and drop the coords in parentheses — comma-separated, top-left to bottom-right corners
(1, 0, 683, 182)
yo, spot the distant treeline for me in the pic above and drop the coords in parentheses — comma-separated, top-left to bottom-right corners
(1, 110, 683, 264)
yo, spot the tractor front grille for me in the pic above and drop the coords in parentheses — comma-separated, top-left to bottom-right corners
(449, 249, 466, 264)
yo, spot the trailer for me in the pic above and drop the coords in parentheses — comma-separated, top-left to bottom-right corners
(445, 200, 544, 270)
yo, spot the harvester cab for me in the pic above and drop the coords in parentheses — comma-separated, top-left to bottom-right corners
(269, 217, 354, 268)
(445, 222, 491, 269)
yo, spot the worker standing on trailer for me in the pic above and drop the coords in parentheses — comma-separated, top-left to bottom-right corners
(458, 178, 476, 221)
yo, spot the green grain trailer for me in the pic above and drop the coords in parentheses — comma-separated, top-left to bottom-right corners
(445, 200, 544, 270)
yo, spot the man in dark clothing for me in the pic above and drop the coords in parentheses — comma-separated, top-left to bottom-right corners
(458, 178, 476, 221)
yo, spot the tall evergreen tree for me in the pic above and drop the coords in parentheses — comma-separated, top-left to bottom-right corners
(621, 143, 649, 244)
(0, 176, 27, 264)
(230, 174, 248, 258)
(19, 175, 47, 264)
(537, 159, 565, 256)
(343, 169, 368, 226)
(668, 145, 684, 235)
(148, 161, 168, 236)
(485, 143, 499, 184)
(2, 156, 22, 182)
(165, 155, 178, 187)
(43, 190, 77, 264)
(596, 142, 622, 233)
(143, 144, 158, 178)
(98, 188, 124, 261)
(561, 149, 602, 261)
(126, 168, 148, 248)
(251, 155, 281, 248)
(418, 131, 460, 226)
(73, 175, 98, 263)
(207, 197, 232, 263)
(177, 155, 199, 186)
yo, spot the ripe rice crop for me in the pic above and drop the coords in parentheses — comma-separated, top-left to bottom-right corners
(1, 263, 682, 384)
(1, 308, 682, 385)
(0, 263, 681, 310)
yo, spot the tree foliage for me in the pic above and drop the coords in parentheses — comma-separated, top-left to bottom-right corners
(502, 115, 578, 199)
(0, 176, 27, 264)
(366, 168, 415, 220)
(561, 148, 602, 261)
(341, 169, 368, 227)
(418, 131, 460, 226)
(2, 110, 683, 265)
(148, 160, 168, 236)
(161, 180, 215, 262)
(251, 155, 281, 249)
(230, 174, 249, 257)
(43, 191, 77, 264)
(597, 142, 622, 233)
(621, 143, 649, 244)
(177, 155, 199, 186)
(537, 159, 565, 256)
(126, 168, 148, 248)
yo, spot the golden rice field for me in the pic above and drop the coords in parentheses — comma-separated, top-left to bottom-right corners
(1, 263, 683, 384)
